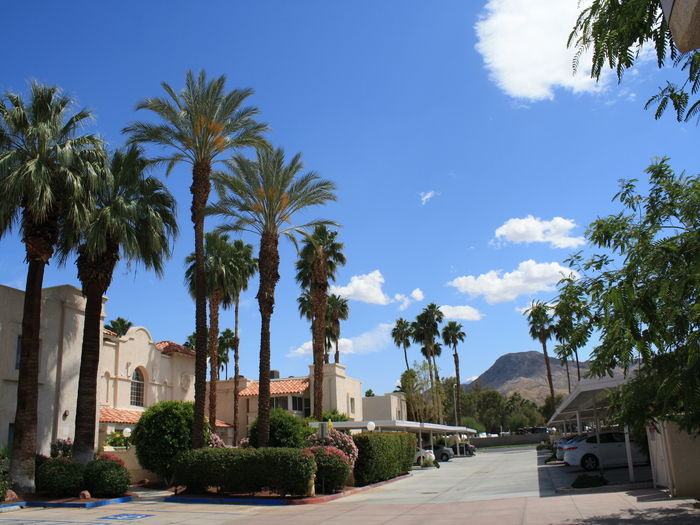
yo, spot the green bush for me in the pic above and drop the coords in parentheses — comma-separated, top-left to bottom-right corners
(248, 408, 315, 448)
(104, 431, 131, 447)
(572, 474, 608, 489)
(306, 446, 350, 493)
(84, 457, 130, 497)
(353, 432, 415, 486)
(36, 457, 84, 497)
(173, 447, 316, 496)
(132, 401, 210, 480)
(0, 457, 11, 501)
(50, 438, 73, 458)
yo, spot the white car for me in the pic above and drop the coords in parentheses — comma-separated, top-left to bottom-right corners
(563, 431, 647, 471)
(555, 435, 585, 460)
(415, 448, 436, 465)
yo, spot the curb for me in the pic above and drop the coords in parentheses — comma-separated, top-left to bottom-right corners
(0, 502, 27, 513)
(556, 481, 653, 495)
(165, 473, 413, 506)
(24, 496, 133, 508)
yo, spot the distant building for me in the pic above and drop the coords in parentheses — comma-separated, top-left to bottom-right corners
(362, 391, 407, 421)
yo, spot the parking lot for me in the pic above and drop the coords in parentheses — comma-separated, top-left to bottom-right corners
(1, 447, 698, 525)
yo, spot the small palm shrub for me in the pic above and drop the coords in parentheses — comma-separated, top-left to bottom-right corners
(84, 456, 130, 497)
(306, 446, 351, 493)
(36, 457, 84, 497)
(307, 429, 358, 467)
(248, 408, 315, 448)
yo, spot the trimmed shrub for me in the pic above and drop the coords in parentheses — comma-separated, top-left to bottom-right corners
(353, 432, 416, 486)
(256, 447, 316, 495)
(97, 453, 126, 467)
(132, 401, 210, 480)
(84, 457, 130, 497)
(36, 457, 84, 497)
(248, 408, 315, 448)
(0, 457, 11, 501)
(307, 429, 359, 467)
(306, 446, 350, 493)
(173, 448, 233, 493)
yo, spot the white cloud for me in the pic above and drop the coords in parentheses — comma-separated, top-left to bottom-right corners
(288, 323, 393, 357)
(475, 0, 608, 101)
(439, 305, 484, 321)
(410, 288, 424, 301)
(448, 259, 577, 304)
(394, 294, 412, 311)
(494, 215, 585, 249)
(331, 270, 391, 305)
(419, 191, 438, 205)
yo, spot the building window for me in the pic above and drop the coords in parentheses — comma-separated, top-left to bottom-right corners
(130, 368, 145, 407)
(350, 397, 355, 414)
(303, 398, 311, 418)
(270, 397, 287, 410)
(15, 335, 21, 370)
(292, 396, 304, 412)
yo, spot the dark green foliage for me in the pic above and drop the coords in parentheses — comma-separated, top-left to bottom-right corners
(352, 432, 415, 486)
(173, 447, 315, 496)
(322, 409, 349, 422)
(50, 438, 73, 458)
(248, 408, 315, 448)
(572, 474, 608, 489)
(83, 457, 130, 497)
(0, 456, 11, 501)
(132, 401, 210, 480)
(36, 458, 84, 497)
(306, 446, 351, 493)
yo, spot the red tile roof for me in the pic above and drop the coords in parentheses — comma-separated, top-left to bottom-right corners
(156, 340, 196, 357)
(103, 328, 118, 338)
(100, 407, 231, 428)
(239, 378, 310, 397)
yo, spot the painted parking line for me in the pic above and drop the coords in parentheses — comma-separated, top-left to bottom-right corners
(98, 515, 153, 521)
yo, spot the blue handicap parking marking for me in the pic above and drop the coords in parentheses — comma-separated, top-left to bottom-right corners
(98, 514, 153, 521)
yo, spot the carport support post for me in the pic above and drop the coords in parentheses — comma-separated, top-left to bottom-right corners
(576, 411, 581, 434)
(624, 425, 635, 482)
(594, 405, 604, 476)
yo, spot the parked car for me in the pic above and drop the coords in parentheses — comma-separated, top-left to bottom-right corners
(414, 448, 436, 465)
(563, 431, 647, 471)
(450, 443, 476, 456)
(555, 435, 584, 460)
(432, 445, 455, 462)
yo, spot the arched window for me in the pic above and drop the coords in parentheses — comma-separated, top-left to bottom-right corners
(130, 368, 145, 407)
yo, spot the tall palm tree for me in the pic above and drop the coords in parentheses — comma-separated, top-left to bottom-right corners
(525, 300, 556, 402)
(210, 148, 336, 446)
(327, 294, 349, 364)
(218, 330, 233, 379)
(442, 321, 466, 425)
(185, 231, 237, 426)
(72, 146, 177, 464)
(124, 70, 268, 447)
(392, 318, 412, 371)
(411, 303, 444, 423)
(225, 239, 257, 445)
(296, 226, 346, 419)
(105, 317, 133, 337)
(0, 83, 103, 491)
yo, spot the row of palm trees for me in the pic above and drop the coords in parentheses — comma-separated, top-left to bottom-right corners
(392, 304, 466, 425)
(1, 70, 337, 491)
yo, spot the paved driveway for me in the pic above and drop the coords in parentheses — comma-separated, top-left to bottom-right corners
(2, 448, 698, 525)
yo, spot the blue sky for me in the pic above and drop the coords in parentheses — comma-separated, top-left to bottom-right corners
(1, 1, 696, 395)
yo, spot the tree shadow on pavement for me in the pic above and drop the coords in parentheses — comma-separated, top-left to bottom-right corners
(566, 505, 700, 524)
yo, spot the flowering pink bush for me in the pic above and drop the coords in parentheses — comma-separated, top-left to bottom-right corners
(208, 432, 226, 448)
(98, 453, 126, 467)
(307, 430, 358, 467)
(305, 446, 351, 493)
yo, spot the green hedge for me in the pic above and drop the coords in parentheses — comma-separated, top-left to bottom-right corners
(173, 447, 316, 496)
(306, 446, 351, 493)
(84, 457, 131, 497)
(36, 457, 84, 497)
(353, 432, 416, 486)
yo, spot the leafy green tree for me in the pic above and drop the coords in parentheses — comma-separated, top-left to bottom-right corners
(248, 408, 315, 448)
(442, 321, 466, 424)
(296, 226, 346, 419)
(540, 394, 564, 422)
(125, 70, 268, 448)
(553, 276, 593, 382)
(218, 328, 234, 379)
(477, 390, 506, 434)
(461, 416, 485, 434)
(392, 318, 413, 371)
(210, 148, 336, 446)
(72, 146, 177, 464)
(569, 0, 700, 123)
(327, 294, 349, 364)
(105, 317, 133, 337)
(524, 301, 556, 402)
(365, 389, 375, 397)
(0, 83, 103, 491)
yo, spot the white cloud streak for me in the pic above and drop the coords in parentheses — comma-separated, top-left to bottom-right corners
(419, 191, 438, 205)
(288, 323, 393, 357)
(448, 259, 577, 304)
(439, 305, 484, 321)
(494, 215, 585, 249)
(331, 270, 391, 305)
(475, 0, 608, 101)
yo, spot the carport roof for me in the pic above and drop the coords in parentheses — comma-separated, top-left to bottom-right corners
(547, 375, 631, 425)
(311, 419, 477, 434)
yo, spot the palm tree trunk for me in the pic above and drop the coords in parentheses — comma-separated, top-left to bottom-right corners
(574, 349, 581, 381)
(208, 294, 221, 429)
(403, 344, 410, 371)
(542, 339, 555, 402)
(233, 298, 241, 445)
(311, 259, 328, 421)
(256, 231, 280, 447)
(191, 161, 211, 449)
(564, 357, 571, 393)
(334, 336, 340, 364)
(9, 259, 45, 493)
(453, 345, 461, 425)
(432, 353, 444, 423)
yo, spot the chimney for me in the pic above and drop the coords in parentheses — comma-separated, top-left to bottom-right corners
(270, 370, 280, 379)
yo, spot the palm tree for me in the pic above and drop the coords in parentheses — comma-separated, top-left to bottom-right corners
(392, 318, 412, 371)
(442, 321, 466, 424)
(218, 328, 234, 379)
(225, 239, 257, 445)
(525, 300, 556, 402)
(411, 303, 444, 423)
(72, 146, 177, 464)
(105, 317, 133, 337)
(327, 294, 349, 364)
(125, 70, 268, 447)
(0, 83, 103, 491)
(296, 226, 346, 419)
(185, 231, 237, 426)
(184, 332, 198, 349)
(210, 148, 336, 446)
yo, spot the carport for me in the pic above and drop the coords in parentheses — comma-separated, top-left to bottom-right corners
(547, 375, 637, 481)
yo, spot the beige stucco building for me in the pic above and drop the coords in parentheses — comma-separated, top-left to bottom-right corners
(0, 284, 195, 455)
(362, 392, 408, 421)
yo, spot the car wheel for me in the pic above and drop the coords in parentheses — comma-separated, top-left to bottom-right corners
(441, 454, 449, 462)
(581, 454, 599, 471)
